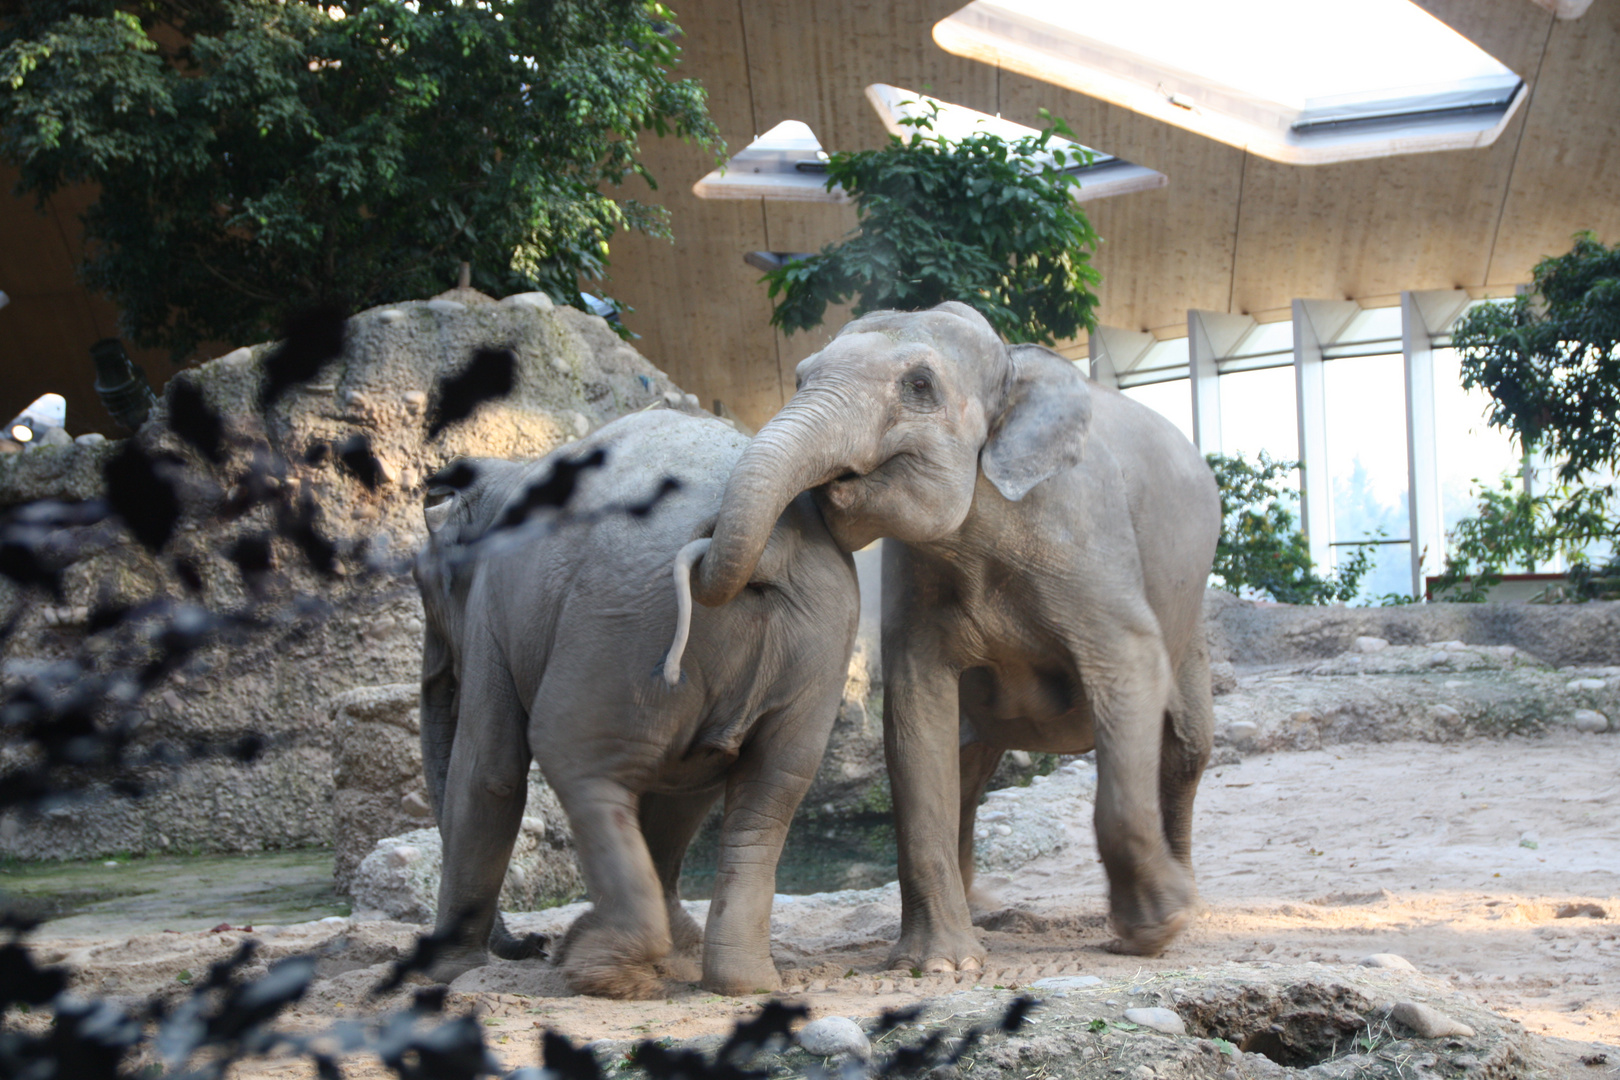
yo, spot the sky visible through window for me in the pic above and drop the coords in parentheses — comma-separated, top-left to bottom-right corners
(1121, 350, 1541, 600)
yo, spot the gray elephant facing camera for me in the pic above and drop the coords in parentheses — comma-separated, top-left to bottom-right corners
(687, 302, 1221, 968)
(414, 409, 858, 998)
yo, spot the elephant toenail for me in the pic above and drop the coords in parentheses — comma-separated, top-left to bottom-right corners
(922, 958, 954, 973)
(959, 957, 983, 971)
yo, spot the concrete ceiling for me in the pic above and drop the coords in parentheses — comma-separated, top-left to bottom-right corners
(2, 0, 1616, 435)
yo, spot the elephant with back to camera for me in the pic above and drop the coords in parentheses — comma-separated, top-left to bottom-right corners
(414, 409, 858, 998)
(686, 302, 1221, 969)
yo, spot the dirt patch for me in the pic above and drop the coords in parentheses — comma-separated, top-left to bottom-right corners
(13, 734, 1619, 1077)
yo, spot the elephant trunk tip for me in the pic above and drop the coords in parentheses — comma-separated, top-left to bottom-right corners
(663, 537, 712, 686)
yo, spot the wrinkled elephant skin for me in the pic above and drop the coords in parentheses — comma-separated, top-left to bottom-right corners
(414, 411, 858, 998)
(691, 302, 1221, 966)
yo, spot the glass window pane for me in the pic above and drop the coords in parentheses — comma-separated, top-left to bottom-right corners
(1323, 353, 1409, 546)
(1120, 379, 1194, 446)
(1432, 346, 1522, 534)
(1218, 366, 1299, 464)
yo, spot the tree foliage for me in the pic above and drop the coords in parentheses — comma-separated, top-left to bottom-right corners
(1429, 476, 1617, 601)
(0, 0, 719, 357)
(762, 105, 1101, 345)
(1207, 451, 1377, 606)
(1452, 232, 1620, 482)
(1444, 232, 1619, 599)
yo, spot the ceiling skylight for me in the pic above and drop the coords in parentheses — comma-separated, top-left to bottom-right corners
(864, 84, 1166, 201)
(933, 0, 1526, 165)
(691, 121, 848, 202)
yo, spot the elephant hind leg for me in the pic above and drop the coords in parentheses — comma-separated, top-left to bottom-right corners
(956, 742, 1003, 915)
(545, 771, 671, 1000)
(1161, 641, 1215, 872)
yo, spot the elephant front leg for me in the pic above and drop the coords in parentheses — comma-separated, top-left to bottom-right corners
(641, 788, 721, 979)
(431, 661, 530, 982)
(1088, 629, 1196, 956)
(884, 649, 985, 973)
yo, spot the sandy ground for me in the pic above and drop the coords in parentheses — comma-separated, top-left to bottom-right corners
(20, 733, 1619, 1076)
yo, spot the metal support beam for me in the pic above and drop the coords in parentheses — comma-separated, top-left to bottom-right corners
(1088, 326, 1156, 389)
(1187, 310, 1253, 455)
(1293, 300, 1358, 572)
(1402, 289, 1466, 598)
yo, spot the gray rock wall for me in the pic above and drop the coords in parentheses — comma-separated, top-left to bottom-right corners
(0, 293, 697, 861)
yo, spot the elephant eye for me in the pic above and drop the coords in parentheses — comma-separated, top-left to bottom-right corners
(902, 371, 935, 396)
(424, 487, 455, 509)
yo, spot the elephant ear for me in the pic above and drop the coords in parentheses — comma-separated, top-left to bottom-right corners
(980, 343, 1093, 502)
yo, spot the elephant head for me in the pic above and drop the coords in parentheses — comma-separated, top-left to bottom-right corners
(690, 302, 1093, 606)
(413, 458, 531, 817)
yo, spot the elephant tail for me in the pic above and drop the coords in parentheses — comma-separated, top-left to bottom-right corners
(489, 911, 549, 961)
(663, 537, 711, 687)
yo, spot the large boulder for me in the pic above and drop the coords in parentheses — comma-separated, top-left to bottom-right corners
(0, 294, 696, 860)
(1204, 588, 1620, 669)
(1212, 640, 1618, 752)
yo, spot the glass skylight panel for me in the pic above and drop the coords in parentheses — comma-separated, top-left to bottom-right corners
(865, 85, 1167, 201)
(691, 121, 848, 202)
(933, 0, 1525, 164)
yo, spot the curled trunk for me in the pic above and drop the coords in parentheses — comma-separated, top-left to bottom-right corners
(691, 393, 858, 606)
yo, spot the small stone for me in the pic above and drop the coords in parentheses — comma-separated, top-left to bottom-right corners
(1358, 953, 1417, 970)
(402, 390, 428, 413)
(345, 390, 370, 409)
(376, 457, 400, 485)
(506, 864, 527, 890)
(570, 412, 589, 437)
(1226, 720, 1259, 744)
(425, 299, 466, 314)
(501, 291, 554, 311)
(1354, 636, 1389, 653)
(39, 427, 72, 447)
(217, 346, 254, 366)
(401, 792, 433, 820)
(75, 432, 107, 446)
(1123, 1007, 1186, 1036)
(1566, 678, 1607, 691)
(377, 308, 406, 323)
(386, 845, 419, 868)
(520, 815, 547, 835)
(799, 1016, 869, 1058)
(1454, 1054, 1480, 1069)
(1572, 709, 1608, 733)
(683, 393, 701, 410)
(1519, 831, 1539, 849)
(1428, 704, 1463, 726)
(994, 824, 1012, 836)
(1031, 975, 1103, 990)
(1390, 1001, 1474, 1038)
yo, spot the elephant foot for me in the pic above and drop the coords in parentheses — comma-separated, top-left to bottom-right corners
(557, 911, 671, 999)
(1104, 906, 1191, 956)
(668, 901, 704, 959)
(701, 955, 781, 997)
(425, 945, 488, 985)
(885, 927, 986, 974)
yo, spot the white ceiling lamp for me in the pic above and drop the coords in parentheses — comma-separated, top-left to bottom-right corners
(7, 393, 67, 442)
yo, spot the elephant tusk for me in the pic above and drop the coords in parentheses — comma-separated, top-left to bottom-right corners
(664, 538, 711, 686)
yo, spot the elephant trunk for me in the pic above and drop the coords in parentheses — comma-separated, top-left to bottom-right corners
(691, 389, 864, 607)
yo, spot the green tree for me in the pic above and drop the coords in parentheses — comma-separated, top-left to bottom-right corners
(0, 0, 719, 357)
(1444, 232, 1618, 597)
(1207, 451, 1377, 605)
(1452, 232, 1620, 482)
(762, 105, 1101, 345)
